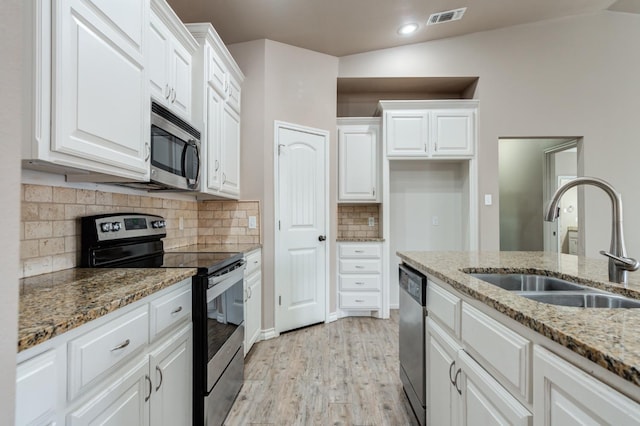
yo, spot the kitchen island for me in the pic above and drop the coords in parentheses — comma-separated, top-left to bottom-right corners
(398, 251, 640, 425)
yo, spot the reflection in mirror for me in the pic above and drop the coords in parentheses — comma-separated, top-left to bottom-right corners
(499, 138, 580, 254)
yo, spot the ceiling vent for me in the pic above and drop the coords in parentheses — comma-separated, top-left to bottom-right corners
(427, 7, 467, 26)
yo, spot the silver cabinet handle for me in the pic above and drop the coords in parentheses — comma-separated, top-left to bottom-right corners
(372, 187, 375, 197)
(144, 143, 150, 161)
(247, 286, 252, 299)
(171, 88, 176, 103)
(435, 140, 438, 151)
(424, 143, 427, 152)
(355, 281, 365, 285)
(171, 306, 183, 315)
(454, 368, 462, 395)
(222, 173, 227, 185)
(355, 299, 365, 303)
(111, 339, 130, 351)
(145, 374, 152, 402)
(155, 366, 163, 392)
(215, 160, 220, 172)
(355, 265, 364, 269)
(164, 84, 171, 99)
(355, 250, 365, 253)
(254, 260, 259, 264)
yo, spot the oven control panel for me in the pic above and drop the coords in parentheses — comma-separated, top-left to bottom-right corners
(88, 214, 167, 241)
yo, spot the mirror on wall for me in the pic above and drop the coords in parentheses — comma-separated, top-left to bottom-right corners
(499, 138, 581, 254)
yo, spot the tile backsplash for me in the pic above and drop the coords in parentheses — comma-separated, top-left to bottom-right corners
(337, 204, 381, 239)
(19, 184, 261, 278)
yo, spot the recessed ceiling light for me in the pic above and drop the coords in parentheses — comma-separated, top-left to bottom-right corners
(397, 23, 419, 35)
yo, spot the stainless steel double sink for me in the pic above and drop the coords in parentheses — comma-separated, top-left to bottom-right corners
(468, 273, 640, 308)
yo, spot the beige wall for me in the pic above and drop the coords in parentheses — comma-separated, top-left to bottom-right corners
(229, 39, 338, 332)
(0, 0, 22, 421)
(339, 11, 640, 258)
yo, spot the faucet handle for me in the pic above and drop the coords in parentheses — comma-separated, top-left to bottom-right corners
(599, 250, 640, 271)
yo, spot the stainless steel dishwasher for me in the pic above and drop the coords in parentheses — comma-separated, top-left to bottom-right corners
(399, 263, 427, 426)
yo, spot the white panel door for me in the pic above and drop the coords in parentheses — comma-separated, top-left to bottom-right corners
(385, 111, 429, 157)
(338, 124, 379, 201)
(171, 42, 192, 120)
(53, 0, 149, 177)
(148, 11, 170, 104)
(431, 109, 474, 157)
(276, 124, 327, 333)
(206, 87, 223, 192)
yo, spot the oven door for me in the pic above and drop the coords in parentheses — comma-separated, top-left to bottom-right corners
(205, 266, 244, 392)
(150, 114, 200, 191)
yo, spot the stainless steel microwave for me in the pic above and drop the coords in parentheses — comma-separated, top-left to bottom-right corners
(148, 101, 201, 191)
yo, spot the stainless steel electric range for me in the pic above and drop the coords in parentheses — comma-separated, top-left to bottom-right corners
(81, 213, 245, 426)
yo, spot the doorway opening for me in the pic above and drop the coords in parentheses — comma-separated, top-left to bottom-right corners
(499, 137, 582, 254)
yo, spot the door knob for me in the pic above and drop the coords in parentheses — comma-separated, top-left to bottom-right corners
(318, 235, 326, 242)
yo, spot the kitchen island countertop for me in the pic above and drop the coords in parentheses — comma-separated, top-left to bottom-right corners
(398, 251, 640, 389)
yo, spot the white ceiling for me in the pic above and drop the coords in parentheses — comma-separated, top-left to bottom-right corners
(166, 0, 636, 57)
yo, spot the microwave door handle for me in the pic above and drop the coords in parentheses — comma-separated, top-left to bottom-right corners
(182, 140, 199, 187)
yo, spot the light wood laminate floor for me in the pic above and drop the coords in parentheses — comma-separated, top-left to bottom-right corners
(225, 311, 419, 426)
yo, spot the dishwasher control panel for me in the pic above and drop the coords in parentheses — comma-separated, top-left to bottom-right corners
(399, 263, 427, 305)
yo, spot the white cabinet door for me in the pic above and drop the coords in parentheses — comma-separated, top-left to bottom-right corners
(53, 0, 149, 178)
(205, 87, 223, 192)
(170, 41, 192, 120)
(385, 111, 429, 157)
(431, 109, 475, 157)
(244, 270, 262, 356)
(149, 324, 192, 426)
(67, 357, 150, 426)
(338, 123, 379, 202)
(533, 346, 640, 426)
(15, 350, 58, 426)
(219, 104, 241, 198)
(426, 318, 461, 426)
(458, 350, 532, 426)
(148, 11, 171, 104)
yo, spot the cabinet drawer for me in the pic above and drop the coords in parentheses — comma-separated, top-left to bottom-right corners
(339, 292, 381, 309)
(461, 303, 530, 400)
(245, 250, 262, 276)
(426, 281, 461, 337)
(339, 259, 381, 274)
(150, 282, 192, 339)
(68, 305, 149, 400)
(338, 244, 381, 258)
(339, 275, 381, 291)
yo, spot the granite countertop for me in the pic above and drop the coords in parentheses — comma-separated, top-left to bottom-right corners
(165, 243, 262, 254)
(397, 251, 640, 388)
(337, 237, 385, 242)
(18, 268, 197, 353)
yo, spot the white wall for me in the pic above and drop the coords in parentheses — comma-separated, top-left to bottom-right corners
(229, 40, 338, 331)
(0, 0, 22, 421)
(339, 11, 640, 259)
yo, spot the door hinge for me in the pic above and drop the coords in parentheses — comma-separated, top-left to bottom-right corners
(278, 220, 281, 230)
(279, 295, 281, 306)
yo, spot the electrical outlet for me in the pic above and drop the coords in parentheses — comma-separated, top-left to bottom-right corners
(432, 216, 439, 226)
(248, 216, 257, 229)
(179, 217, 184, 230)
(368, 217, 375, 227)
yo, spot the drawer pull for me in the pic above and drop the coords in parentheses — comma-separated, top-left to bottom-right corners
(355, 250, 365, 253)
(110, 339, 130, 352)
(355, 299, 365, 303)
(355, 282, 365, 285)
(355, 265, 364, 269)
(254, 260, 259, 264)
(171, 306, 183, 315)
(155, 366, 163, 391)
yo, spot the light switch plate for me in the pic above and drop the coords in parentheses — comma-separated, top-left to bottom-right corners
(484, 194, 493, 206)
(248, 216, 257, 229)
(432, 216, 439, 226)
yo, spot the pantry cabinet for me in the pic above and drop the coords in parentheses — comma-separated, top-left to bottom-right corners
(381, 101, 477, 159)
(148, 0, 197, 121)
(337, 118, 381, 202)
(23, 0, 151, 181)
(188, 23, 244, 200)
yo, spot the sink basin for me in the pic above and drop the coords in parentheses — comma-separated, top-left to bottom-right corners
(469, 273, 589, 292)
(521, 292, 640, 308)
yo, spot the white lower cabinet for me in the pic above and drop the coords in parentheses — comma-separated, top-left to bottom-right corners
(337, 242, 383, 315)
(533, 346, 640, 426)
(15, 278, 193, 426)
(244, 249, 262, 355)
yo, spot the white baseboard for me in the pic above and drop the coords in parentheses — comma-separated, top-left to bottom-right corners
(327, 311, 339, 323)
(260, 328, 278, 341)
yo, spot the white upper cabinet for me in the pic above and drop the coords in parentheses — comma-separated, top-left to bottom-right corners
(148, 0, 197, 121)
(381, 100, 478, 159)
(23, 0, 151, 180)
(337, 118, 381, 202)
(187, 23, 244, 200)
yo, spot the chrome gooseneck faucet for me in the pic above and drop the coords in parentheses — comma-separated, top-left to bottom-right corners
(544, 177, 639, 284)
